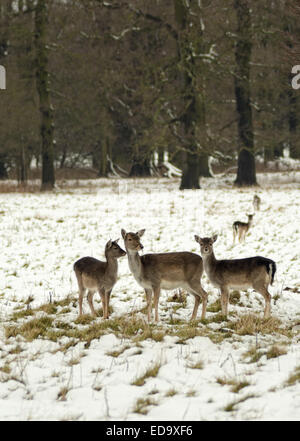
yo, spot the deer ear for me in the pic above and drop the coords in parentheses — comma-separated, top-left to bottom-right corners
(121, 229, 126, 239)
(106, 239, 112, 248)
(114, 238, 120, 243)
(137, 229, 145, 238)
(194, 235, 201, 243)
(212, 234, 218, 243)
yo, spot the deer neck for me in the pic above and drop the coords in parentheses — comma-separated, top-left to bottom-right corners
(202, 251, 217, 276)
(105, 254, 118, 276)
(126, 249, 143, 279)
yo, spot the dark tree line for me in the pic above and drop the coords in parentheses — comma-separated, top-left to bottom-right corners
(0, 0, 299, 190)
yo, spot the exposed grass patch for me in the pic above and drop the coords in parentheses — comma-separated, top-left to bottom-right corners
(172, 323, 205, 343)
(135, 329, 165, 343)
(5, 316, 54, 341)
(223, 394, 257, 412)
(74, 314, 94, 325)
(57, 386, 69, 401)
(106, 345, 130, 357)
(53, 296, 77, 308)
(266, 345, 287, 359)
(54, 321, 73, 331)
(284, 365, 300, 387)
(228, 314, 284, 336)
(133, 397, 157, 415)
(186, 389, 197, 397)
(242, 346, 265, 364)
(243, 344, 288, 364)
(207, 299, 222, 313)
(187, 360, 204, 370)
(10, 309, 34, 321)
(131, 362, 161, 387)
(216, 376, 250, 393)
(7, 344, 23, 355)
(207, 312, 228, 324)
(67, 355, 83, 366)
(165, 388, 178, 397)
(0, 363, 11, 374)
(36, 304, 58, 315)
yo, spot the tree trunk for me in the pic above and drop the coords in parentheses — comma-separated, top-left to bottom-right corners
(289, 89, 300, 158)
(198, 153, 212, 178)
(129, 141, 151, 177)
(233, 0, 257, 187)
(264, 146, 274, 165)
(99, 137, 109, 177)
(175, 0, 204, 190)
(0, 1, 10, 178)
(180, 153, 199, 189)
(18, 145, 28, 185)
(34, 0, 55, 191)
(0, 155, 8, 179)
(59, 146, 67, 168)
(158, 149, 164, 165)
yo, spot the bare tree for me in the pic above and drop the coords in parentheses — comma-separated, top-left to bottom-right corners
(34, 0, 55, 190)
(233, 0, 257, 186)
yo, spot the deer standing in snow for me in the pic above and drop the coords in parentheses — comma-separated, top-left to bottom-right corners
(73, 239, 126, 318)
(233, 213, 254, 244)
(195, 234, 276, 319)
(253, 194, 261, 211)
(121, 228, 208, 322)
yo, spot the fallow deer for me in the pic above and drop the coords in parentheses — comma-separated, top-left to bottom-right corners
(195, 234, 276, 319)
(233, 213, 254, 243)
(73, 239, 126, 318)
(121, 229, 208, 322)
(253, 194, 261, 211)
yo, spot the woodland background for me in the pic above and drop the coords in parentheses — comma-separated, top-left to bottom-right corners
(0, 0, 300, 190)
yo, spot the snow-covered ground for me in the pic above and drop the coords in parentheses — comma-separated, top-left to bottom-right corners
(0, 172, 299, 421)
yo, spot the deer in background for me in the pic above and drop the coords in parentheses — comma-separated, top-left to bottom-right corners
(232, 213, 254, 244)
(73, 239, 126, 318)
(253, 194, 261, 211)
(121, 228, 208, 322)
(195, 234, 276, 319)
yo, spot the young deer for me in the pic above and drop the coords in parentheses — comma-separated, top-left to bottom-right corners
(73, 239, 126, 318)
(253, 194, 261, 211)
(121, 229, 208, 323)
(232, 213, 254, 244)
(195, 234, 276, 319)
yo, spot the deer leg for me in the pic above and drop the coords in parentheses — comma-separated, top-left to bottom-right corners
(190, 294, 201, 321)
(78, 290, 85, 316)
(145, 288, 152, 322)
(87, 290, 97, 317)
(220, 286, 229, 317)
(253, 283, 271, 319)
(104, 289, 112, 319)
(199, 286, 208, 320)
(78, 287, 85, 316)
(153, 286, 161, 322)
(97, 287, 105, 318)
(75, 274, 85, 316)
(189, 281, 208, 321)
